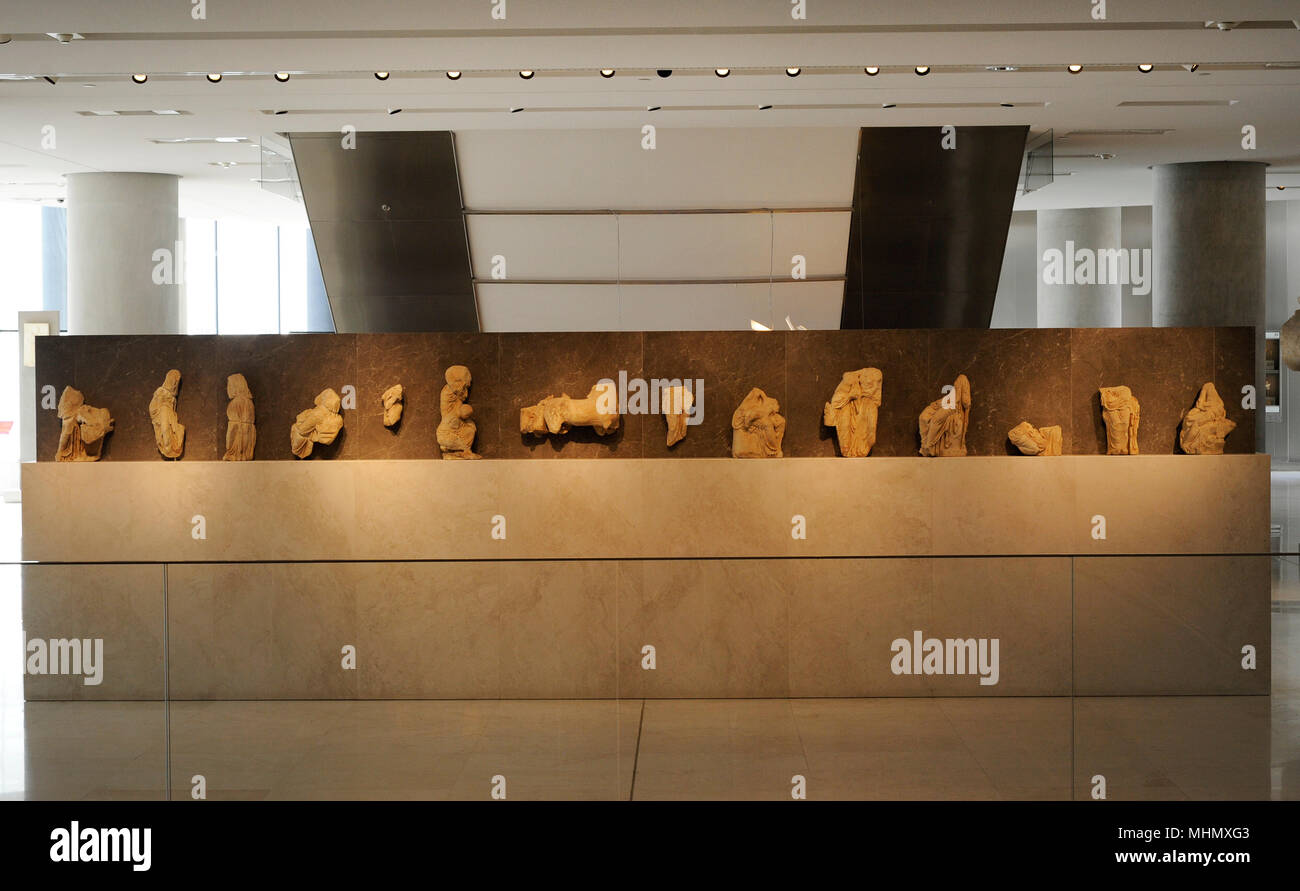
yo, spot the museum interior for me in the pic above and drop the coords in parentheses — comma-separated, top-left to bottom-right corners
(0, 0, 1297, 802)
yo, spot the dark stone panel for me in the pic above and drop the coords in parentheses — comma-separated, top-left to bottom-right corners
(929, 329, 1072, 456)
(499, 332, 644, 459)
(1070, 328, 1215, 456)
(785, 330, 929, 457)
(72, 335, 186, 462)
(353, 333, 501, 459)
(1212, 326, 1257, 456)
(175, 337, 227, 461)
(33, 336, 77, 462)
(642, 331, 787, 458)
(217, 334, 358, 461)
(36, 328, 1255, 461)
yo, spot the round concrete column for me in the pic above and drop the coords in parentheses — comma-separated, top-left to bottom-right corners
(66, 172, 181, 334)
(1036, 206, 1123, 326)
(1153, 161, 1266, 326)
(1153, 161, 1266, 451)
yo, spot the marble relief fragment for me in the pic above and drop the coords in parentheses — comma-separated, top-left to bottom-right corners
(731, 387, 785, 458)
(55, 386, 113, 462)
(918, 374, 971, 457)
(223, 373, 256, 461)
(661, 383, 694, 447)
(823, 367, 882, 457)
(148, 369, 185, 459)
(1099, 385, 1140, 455)
(1008, 421, 1063, 456)
(520, 380, 620, 438)
(290, 388, 344, 458)
(381, 383, 404, 427)
(438, 365, 481, 459)
(1179, 382, 1236, 455)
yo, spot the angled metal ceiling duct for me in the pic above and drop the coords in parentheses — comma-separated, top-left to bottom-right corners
(841, 125, 1029, 328)
(287, 130, 477, 332)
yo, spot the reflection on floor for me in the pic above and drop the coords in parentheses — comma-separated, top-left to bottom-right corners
(1271, 472, 1300, 603)
(12, 678, 1295, 801)
(6, 590, 1296, 802)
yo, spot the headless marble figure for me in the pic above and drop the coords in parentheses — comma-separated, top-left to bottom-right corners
(1099, 386, 1140, 455)
(823, 367, 882, 457)
(148, 369, 185, 459)
(223, 373, 256, 461)
(55, 386, 113, 462)
(919, 374, 971, 457)
(1179, 382, 1235, 455)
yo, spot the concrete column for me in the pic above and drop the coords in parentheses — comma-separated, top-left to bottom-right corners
(1036, 206, 1123, 326)
(1154, 161, 1267, 450)
(1153, 161, 1266, 327)
(65, 172, 181, 334)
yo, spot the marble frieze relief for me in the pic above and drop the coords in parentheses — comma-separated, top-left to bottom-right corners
(34, 329, 1257, 461)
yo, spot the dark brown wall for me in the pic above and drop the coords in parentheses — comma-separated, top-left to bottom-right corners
(35, 328, 1256, 461)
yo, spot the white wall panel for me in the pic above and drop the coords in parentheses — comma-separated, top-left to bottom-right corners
(456, 128, 858, 211)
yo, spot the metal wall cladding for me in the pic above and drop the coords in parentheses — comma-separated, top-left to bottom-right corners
(289, 131, 477, 333)
(843, 125, 1029, 329)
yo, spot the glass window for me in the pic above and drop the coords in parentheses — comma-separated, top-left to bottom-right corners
(215, 219, 280, 334)
(0, 205, 44, 330)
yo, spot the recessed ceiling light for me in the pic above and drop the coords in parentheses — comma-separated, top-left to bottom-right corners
(864, 66, 880, 76)
(786, 67, 800, 77)
(1000, 102, 1015, 107)
(1183, 63, 1200, 72)
(274, 71, 290, 82)
(273, 109, 288, 115)
(509, 107, 523, 113)
(446, 70, 461, 80)
(374, 71, 389, 81)
(131, 73, 148, 84)
(647, 105, 661, 111)
(387, 107, 401, 114)
(915, 66, 931, 76)
(758, 104, 773, 110)
(1138, 63, 1154, 73)
(206, 73, 223, 83)
(0, 35, 12, 45)
(986, 65, 1018, 72)
(1067, 64, 1083, 74)
(715, 68, 730, 77)
(599, 69, 615, 78)
(657, 69, 672, 78)
(882, 102, 896, 108)
(519, 69, 534, 79)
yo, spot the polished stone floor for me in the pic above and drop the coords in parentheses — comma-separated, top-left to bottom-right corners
(4, 610, 1295, 801)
